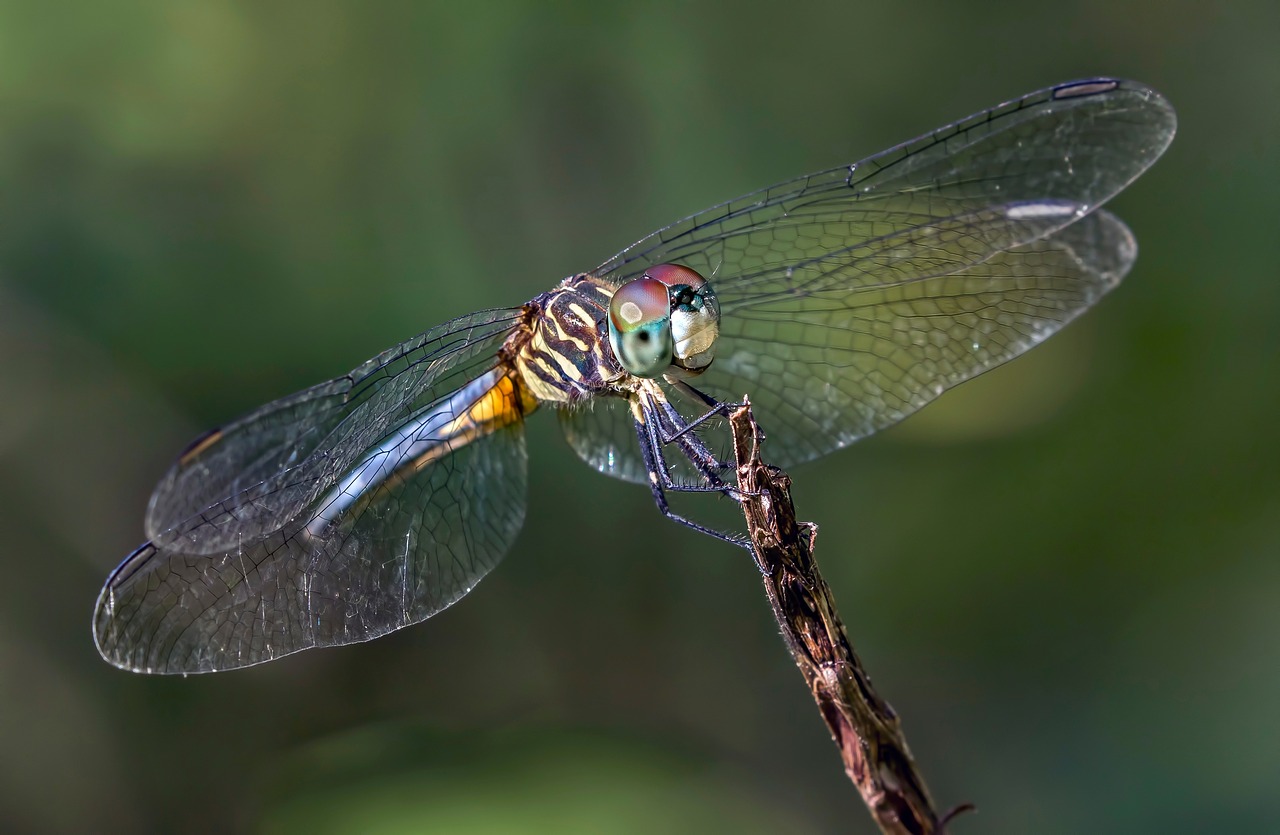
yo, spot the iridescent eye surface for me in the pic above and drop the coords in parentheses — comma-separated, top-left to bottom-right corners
(644, 263, 706, 290)
(608, 277, 673, 377)
(643, 264, 720, 376)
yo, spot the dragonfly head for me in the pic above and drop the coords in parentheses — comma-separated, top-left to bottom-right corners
(608, 264, 720, 379)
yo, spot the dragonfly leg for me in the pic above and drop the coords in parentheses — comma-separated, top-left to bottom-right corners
(633, 415, 752, 551)
(641, 394, 740, 497)
(647, 387, 768, 503)
(653, 394, 737, 475)
(667, 380, 739, 431)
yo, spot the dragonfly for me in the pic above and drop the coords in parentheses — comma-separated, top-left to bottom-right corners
(94, 78, 1175, 674)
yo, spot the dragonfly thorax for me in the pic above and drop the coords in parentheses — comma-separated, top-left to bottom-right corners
(512, 275, 623, 405)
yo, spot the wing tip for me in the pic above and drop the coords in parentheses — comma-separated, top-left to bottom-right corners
(1054, 76, 1177, 152)
(93, 541, 181, 675)
(1072, 209, 1139, 290)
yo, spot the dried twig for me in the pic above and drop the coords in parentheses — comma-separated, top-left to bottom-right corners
(729, 398, 964, 834)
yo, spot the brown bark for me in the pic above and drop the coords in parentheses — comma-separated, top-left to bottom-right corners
(728, 398, 968, 834)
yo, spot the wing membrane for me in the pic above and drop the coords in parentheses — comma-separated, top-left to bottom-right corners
(558, 393, 725, 486)
(596, 79, 1173, 285)
(145, 309, 523, 551)
(95, 375, 529, 674)
(704, 208, 1136, 463)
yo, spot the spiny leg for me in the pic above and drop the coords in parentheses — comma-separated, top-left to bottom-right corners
(653, 390, 738, 476)
(640, 393, 736, 497)
(657, 380, 753, 474)
(632, 413, 750, 550)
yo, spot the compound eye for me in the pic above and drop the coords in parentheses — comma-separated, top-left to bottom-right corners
(644, 264, 719, 376)
(608, 278, 673, 378)
(644, 263, 707, 291)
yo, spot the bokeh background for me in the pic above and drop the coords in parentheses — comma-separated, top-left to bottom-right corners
(2, 2, 1276, 833)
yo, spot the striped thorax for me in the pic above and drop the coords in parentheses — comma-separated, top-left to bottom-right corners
(512, 274, 625, 405)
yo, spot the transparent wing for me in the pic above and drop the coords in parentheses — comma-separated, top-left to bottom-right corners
(95, 309, 530, 673)
(572, 78, 1173, 470)
(568, 210, 1136, 478)
(558, 395, 722, 486)
(95, 383, 528, 674)
(145, 309, 523, 549)
(704, 208, 1137, 462)
(559, 398, 650, 485)
(596, 79, 1172, 285)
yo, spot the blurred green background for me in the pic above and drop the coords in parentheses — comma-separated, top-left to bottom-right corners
(2, 1, 1276, 833)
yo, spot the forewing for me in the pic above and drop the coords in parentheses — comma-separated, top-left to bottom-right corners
(595, 79, 1173, 287)
(95, 407, 528, 674)
(145, 308, 524, 551)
